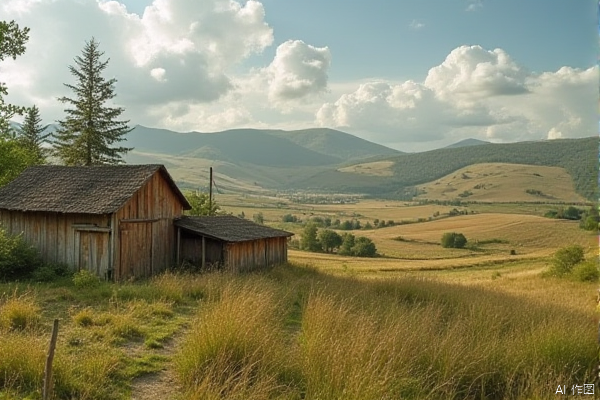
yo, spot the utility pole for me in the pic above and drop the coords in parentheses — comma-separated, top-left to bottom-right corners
(209, 167, 213, 216)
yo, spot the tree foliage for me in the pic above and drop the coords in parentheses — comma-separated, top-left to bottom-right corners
(186, 192, 221, 216)
(0, 20, 30, 136)
(318, 229, 342, 253)
(0, 138, 38, 186)
(351, 236, 377, 257)
(53, 38, 132, 165)
(441, 232, 467, 249)
(550, 245, 584, 276)
(15, 105, 50, 163)
(338, 233, 355, 256)
(300, 224, 321, 252)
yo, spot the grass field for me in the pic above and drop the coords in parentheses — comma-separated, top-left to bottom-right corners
(0, 262, 596, 400)
(0, 191, 597, 399)
(414, 163, 587, 203)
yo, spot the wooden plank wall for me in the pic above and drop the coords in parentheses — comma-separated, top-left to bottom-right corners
(114, 171, 185, 279)
(225, 237, 288, 272)
(0, 210, 110, 269)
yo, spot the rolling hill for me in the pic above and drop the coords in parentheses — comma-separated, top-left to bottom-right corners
(124, 125, 400, 167)
(10, 121, 596, 201)
(413, 163, 588, 203)
(297, 136, 598, 201)
(444, 138, 490, 148)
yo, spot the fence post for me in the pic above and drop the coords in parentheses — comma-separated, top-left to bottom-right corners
(43, 319, 59, 400)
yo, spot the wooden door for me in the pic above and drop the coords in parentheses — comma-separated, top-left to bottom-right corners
(78, 231, 109, 278)
(119, 222, 153, 280)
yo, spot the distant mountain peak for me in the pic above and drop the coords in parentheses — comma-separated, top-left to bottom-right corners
(444, 138, 490, 149)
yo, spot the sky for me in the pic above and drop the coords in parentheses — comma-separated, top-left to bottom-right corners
(0, 0, 597, 152)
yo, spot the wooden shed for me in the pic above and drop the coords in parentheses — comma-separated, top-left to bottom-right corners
(0, 164, 191, 281)
(175, 215, 293, 272)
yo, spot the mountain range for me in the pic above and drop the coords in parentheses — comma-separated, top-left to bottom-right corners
(8, 122, 596, 200)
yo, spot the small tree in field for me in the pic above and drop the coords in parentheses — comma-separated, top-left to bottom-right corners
(441, 232, 467, 249)
(351, 236, 377, 257)
(318, 229, 342, 253)
(338, 233, 355, 255)
(550, 245, 584, 276)
(300, 224, 321, 252)
(54, 38, 132, 165)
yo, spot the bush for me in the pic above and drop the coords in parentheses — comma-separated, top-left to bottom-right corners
(72, 269, 101, 288)
(441, 232, 467, 249)
(0, 228, 42, 280)
(351, 237, 377, 257)
(282, 214, 298, 223)
(571, 260, 599, 282)
(550, 245, 584, 276)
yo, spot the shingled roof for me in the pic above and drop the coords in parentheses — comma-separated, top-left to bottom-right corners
(0, 164, 191, 214)
(175, 215, 294, 242)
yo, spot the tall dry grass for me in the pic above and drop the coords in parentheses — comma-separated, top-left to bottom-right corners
(174, 265, 596, 400)
(174, 276, 299, 399)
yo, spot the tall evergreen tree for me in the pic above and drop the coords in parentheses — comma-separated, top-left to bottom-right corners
(54, 38, 132, 165)
(16, 105, 50, 162)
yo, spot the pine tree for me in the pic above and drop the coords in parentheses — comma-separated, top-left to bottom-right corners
(16, 105, 50, 163)
(54, 38, 132, 165)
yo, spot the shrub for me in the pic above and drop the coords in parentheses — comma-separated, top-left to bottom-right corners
(73, 269, 101, 288)
(282, 214, 298, 223)
(0, 228, 42, 280)
(441, 232, 467, 249)
(580, 215, 598, 231)
(318, 229, 342, 253)
(253, 212, 264, 224)
(550, 245, 584, 276)
(351, 237, 377, 257)
(571, 260, 599, 282)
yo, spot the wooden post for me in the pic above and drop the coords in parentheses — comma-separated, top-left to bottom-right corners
(201, 236, 206, 269)
(209, 167, 213, 216)
(43, 319, 59, 400)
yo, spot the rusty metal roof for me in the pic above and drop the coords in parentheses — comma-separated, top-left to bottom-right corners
(175, 215, 294, 242)
(0, 164, 191, 214)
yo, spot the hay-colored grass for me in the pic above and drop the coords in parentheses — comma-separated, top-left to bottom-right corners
(414, 163, 587, 203)
(337, 160, 395, 176)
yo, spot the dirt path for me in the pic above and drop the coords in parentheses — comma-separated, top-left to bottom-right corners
(129, 335, 185, 400)
(130, 368, 180, 400)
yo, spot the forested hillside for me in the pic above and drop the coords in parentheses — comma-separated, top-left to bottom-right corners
(299, 137, 598, 201)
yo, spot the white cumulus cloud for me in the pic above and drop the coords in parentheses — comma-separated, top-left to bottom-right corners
(265, 40, 331, 104)
(317, 45, 597, 147)
(1, 0, 273, 126)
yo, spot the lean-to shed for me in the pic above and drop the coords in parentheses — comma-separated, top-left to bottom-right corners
(175, 215, 294, 272)
(0, 165, 191, 280)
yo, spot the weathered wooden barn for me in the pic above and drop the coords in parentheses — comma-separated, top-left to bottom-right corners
(0, 165, 191, 280)
(175, 215, 294, 272)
